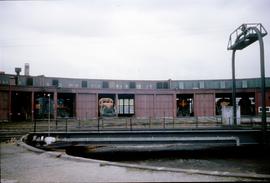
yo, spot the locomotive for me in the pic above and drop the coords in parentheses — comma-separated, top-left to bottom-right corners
(99, 98, 116, 117)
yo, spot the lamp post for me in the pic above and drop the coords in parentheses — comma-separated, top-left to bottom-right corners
(227, 23, 267, 143)
(48, 93, 51, 137)
(44, 93, 56, 145)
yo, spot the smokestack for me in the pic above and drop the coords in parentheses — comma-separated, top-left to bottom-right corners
(24, 63, 30, 76)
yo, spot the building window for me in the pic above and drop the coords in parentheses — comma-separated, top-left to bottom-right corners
(157, 82, 169, 89)
(102, 81, 109, 88)
(52, 79, 59, 87)
(220, 81, 226, 88)
(26, 77, 33, 86)
(242, 80, 248, 88)
(157, 82, 162, 89)
(118, 98, 134, 115)
(178, 82, 184, 89)
(118, 94, 135, 116)
(129, 82, 136, 89)
(199, 81, 204, 89)
(82, 80, 87, 88)
(163, 82, 169, 89)
(68, 83, 73, 87)
(116, 84, 120, 89)
(109, 81, 116, 89)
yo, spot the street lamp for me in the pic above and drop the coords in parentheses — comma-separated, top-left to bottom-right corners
(227, 23, 267, 143)
(48, 93, 51, 137)
(44, 93, 56, 145)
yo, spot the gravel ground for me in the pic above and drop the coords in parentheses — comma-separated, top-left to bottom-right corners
(1, 142, 263, 183)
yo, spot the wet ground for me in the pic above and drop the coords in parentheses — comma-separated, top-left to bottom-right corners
(1, 142, 265, 182)
(125, 155, 270, 175)
(125, 146, 270, 175)
(65, 145, 270, 175)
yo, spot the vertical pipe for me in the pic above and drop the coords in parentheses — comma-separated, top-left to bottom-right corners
(232, 49, 237, 126)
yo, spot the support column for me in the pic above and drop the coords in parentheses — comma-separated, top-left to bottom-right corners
(232, 49, 237, 126)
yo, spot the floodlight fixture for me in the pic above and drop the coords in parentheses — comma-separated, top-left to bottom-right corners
(228, 23, 267, 50)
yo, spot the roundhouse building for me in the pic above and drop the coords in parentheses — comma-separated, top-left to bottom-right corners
(0, 73, 270, 122)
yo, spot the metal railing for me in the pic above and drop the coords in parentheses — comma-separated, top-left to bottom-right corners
(25, 116, 270, 133)
(1, 116, 270, 142)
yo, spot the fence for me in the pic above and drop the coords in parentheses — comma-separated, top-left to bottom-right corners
(1, 115, 269, 142)
(29, 116, 270, 133)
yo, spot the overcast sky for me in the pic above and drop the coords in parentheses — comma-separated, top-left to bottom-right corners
(0, 0, 269, 80)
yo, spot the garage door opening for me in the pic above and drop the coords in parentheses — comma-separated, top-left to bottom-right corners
(176, 94, 194, 117)
(98, 94, 116, 117)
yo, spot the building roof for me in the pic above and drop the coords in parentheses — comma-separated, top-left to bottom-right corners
(0, 73, 269, 90)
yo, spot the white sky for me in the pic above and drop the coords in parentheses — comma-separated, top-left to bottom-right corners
(0, 0, 269, 80)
